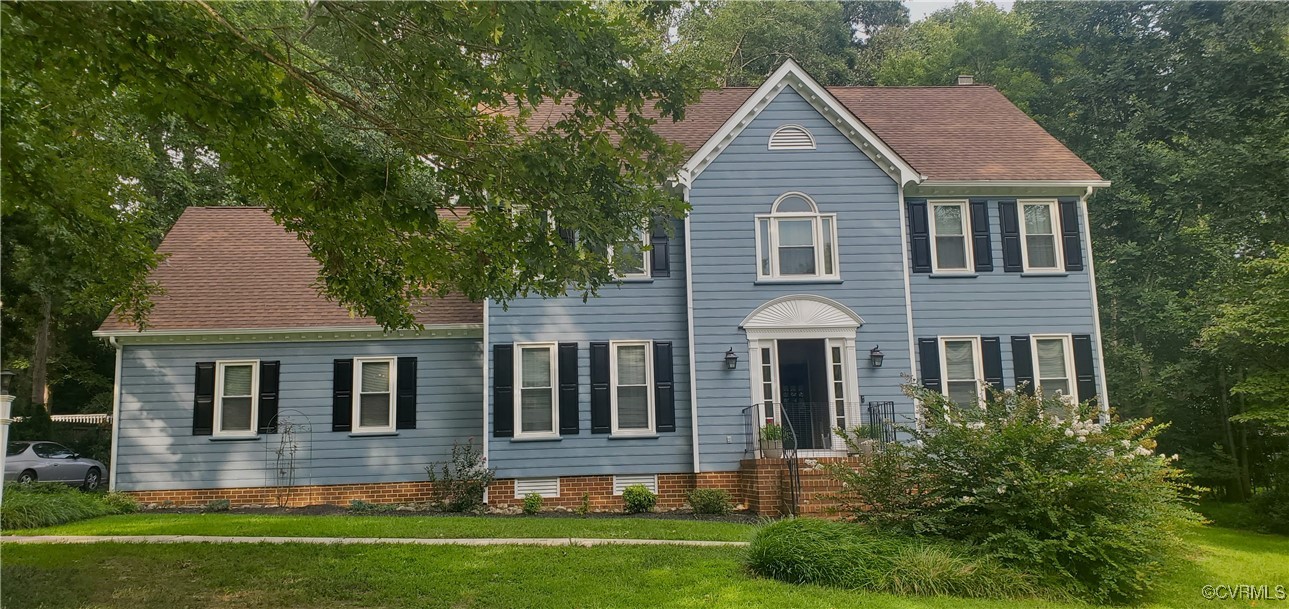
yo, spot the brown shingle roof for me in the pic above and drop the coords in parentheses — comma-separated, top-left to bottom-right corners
(523, 85, 1101, 182)
(97, 207, 480, 333)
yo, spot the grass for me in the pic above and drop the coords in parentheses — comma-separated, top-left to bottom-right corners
(3, 525, 1287, 608)
(4, 512, 758, 542)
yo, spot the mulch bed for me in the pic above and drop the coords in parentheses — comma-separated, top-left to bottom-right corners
(142, 504, 761, 524)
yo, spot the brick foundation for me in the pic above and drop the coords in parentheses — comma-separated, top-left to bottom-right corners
(125, 458, 865, 516)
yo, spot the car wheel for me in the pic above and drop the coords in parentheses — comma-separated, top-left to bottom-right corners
(82, 468, 102, 492)
(17, 470, 36, 484)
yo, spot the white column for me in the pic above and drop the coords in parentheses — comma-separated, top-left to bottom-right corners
(0, 394, 14, 506)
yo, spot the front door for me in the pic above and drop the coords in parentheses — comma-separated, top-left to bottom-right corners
(777, 339, 830, 449)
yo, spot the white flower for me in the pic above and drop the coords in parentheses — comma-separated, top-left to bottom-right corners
(1064, 428, 1075, 437)
(1171, 454, 1180, 461)
(1077, 436, 1087, 443)
(967, 421, 985, 430)
(960, 496, 975, 504)
(996, 485, 1007, 494)
(1135, 446, 1152, 457)
(1121, 440, 1131, 449)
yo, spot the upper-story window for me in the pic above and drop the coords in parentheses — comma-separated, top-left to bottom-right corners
(768, 125, 816, 150)
(609, 227, 650, 279)
(1019, 200, 1063, 271)
(755, 193, 839, 280)
(354, 357, 397, 433)
(214, 360, 258, 437)
(929, 200, 973, 273)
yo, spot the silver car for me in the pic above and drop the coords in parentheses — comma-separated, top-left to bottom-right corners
(5, 441, 107, 490)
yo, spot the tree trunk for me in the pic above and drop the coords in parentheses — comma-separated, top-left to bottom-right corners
(1216, 366, 1242, 499)
(1236, 366, 1253, 499)
(31, 294, 52, 411)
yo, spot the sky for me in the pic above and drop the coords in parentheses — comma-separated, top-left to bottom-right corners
(906, 0, 1015, 21)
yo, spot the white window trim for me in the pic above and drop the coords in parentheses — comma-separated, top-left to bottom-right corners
(1030, 334, 1077, 403)
(928, 199, 974, 274)
(352, 356, 398, 433)
(609, 227, 651, 280)
(610, 340, 655, 436)
(514, 342, 559, 439)
(1018, 199, 1064, 273)
(938, 336, 984, 404)
(214, 360, 259, 438)
(755, 192, 840, 280)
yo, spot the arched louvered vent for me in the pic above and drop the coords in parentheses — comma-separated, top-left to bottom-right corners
(768, 125, 816, 150)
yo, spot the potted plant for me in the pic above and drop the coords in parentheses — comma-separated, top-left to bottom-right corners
(759, 423, 784, 459)
(844, 424, 879, 457)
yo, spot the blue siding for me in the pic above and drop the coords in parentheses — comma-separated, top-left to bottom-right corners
(115, 338, 482, 491)
(689, 87, 914, 472)
(909, 199, 1103, 388)
(487, 220, 693, 478)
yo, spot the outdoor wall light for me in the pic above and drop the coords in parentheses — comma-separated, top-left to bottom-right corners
(0, 370, 12, 396)
(869, 346, 885, 368)
(724, 348, 738, 370)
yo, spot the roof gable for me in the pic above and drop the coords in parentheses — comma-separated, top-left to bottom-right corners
(680, 60, 922, 187)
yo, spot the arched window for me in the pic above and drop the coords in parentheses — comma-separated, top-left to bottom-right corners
(755, 193, 839, 279)
(768, 125, 816, 150)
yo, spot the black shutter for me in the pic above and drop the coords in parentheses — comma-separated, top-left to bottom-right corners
(981, 338, 1003, 392)
(493, 345, 514, 437)
(193, 362, 215, 436)
(651, 219, 671, 277)
(999, 199, 1023, 272)
(917, 338, 941, 393)
(654, 341, 676, 433)
(590, 342, 611, 434)
(1058, 198, 1084, 271)
(257, 361, 280, 434)
(1072, 334, 1097, 404)
(907, 199, 932, 273)
(970, 199, 993, 272)
(558, 343, 580, 435)
(1011, 336, 1034, 395)
(396, 357, 417, 430)
(332, 359, 353, 432)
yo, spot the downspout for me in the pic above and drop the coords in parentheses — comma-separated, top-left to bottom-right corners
(683, 185, 702, 474)
(108, 336, 123, 492)
(1079, 186, 1112, 415)
(481, 299, 490, 502)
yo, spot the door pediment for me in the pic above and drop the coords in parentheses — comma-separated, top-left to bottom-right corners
(741, 295, 863, 338)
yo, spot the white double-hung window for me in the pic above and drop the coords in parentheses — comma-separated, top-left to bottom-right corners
(611, 227, 650, 279)
(1019, 200, 1063, 271)
(611, 341, 654, 435)
(755, 192, 838, 280)
(939, 337, 983, 406)
(354, 357, 396, 432)
(1031, 335, 1075, 402)
(515, 343, 558, 437)
(214, 360, 258, 437)
(929, 200, 972, 272)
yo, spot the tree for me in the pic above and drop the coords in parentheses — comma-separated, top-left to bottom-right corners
(2, 1, 704, 331)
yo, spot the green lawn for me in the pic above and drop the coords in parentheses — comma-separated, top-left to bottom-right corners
(5, 513, 758, 542)
(3, 522, 1286, 608)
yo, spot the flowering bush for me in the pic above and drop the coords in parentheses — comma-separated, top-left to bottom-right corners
(828, 386, 1201, 603)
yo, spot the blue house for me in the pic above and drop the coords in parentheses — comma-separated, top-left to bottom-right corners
(96, 61, 1109, 513)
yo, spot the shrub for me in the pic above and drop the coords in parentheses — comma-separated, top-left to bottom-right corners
(426, 438, 495, 512)
(621, 484, 656, 514)
(746, 519, 1037, 599)
(687, 488, 732, 515)
(347, 500, 393, 514)
(577, 492, 590, 516)
(522, 493, 543, 515)
(1251, 487, 1289, 535)
(0, 482, 135, 529)
(202, 499, 231, 513)
(827, 386, 1201, 603)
